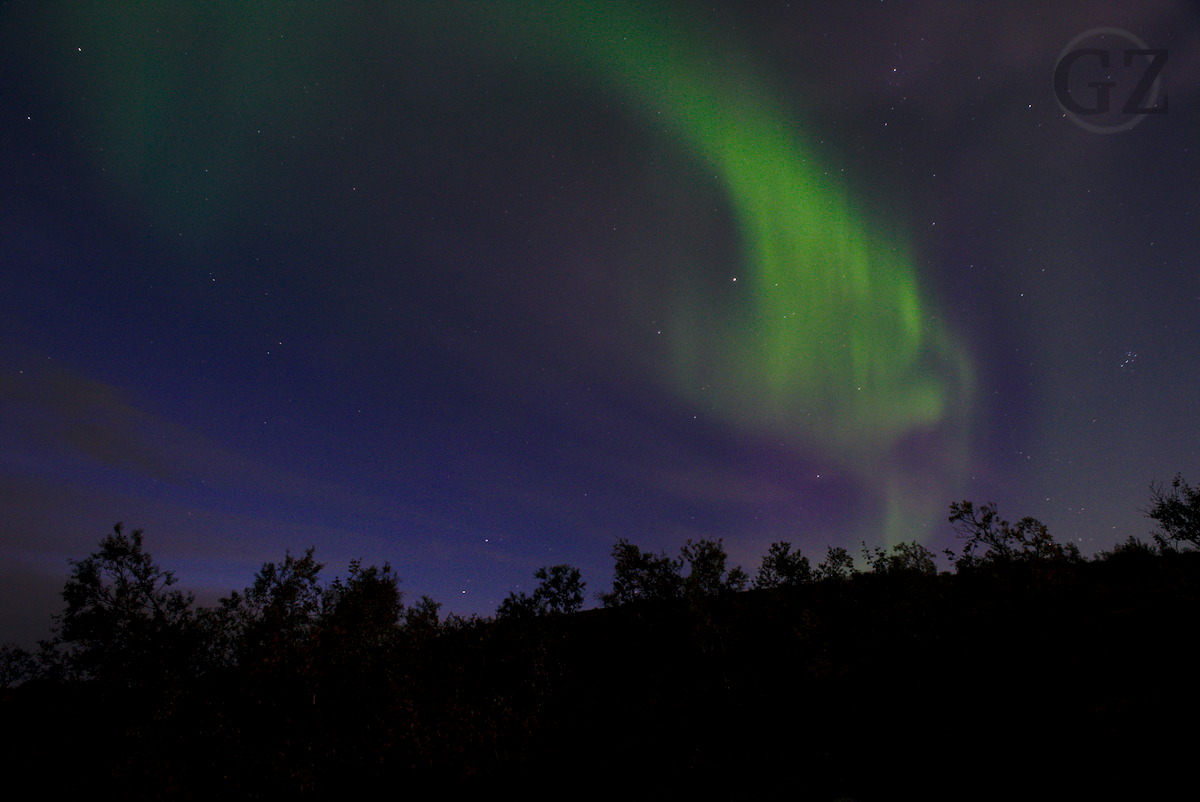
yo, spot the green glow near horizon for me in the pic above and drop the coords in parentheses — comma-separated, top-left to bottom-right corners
(523, 3, 974, 539)
(50, 1, 974, 543)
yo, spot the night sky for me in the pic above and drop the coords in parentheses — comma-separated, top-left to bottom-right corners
(3, 1, 1198, 645)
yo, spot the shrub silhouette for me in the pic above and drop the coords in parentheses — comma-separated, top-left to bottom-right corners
(1146, 474, 1200, 549)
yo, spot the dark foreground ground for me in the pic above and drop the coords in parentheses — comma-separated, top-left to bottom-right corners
(4, 552, 1197, 800)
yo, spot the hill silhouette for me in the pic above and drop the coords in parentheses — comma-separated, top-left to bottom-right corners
(3, 504, 1199, 800)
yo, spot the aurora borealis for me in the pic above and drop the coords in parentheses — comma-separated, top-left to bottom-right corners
(2, 1, 1198, 643)
(501, 3, 975, 541)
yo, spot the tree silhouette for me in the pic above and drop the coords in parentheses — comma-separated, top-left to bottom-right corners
(14, 501, 1200, 799)
(56, 523, 194, 685)
(0, 643, 37, 689)
(863, 540, 938, 575)
(1096, 534, 1159, 562)
(201, 549, 327, 795)
(497, 564, 586, 618)
(813, 546, 855, 581)
(496, 590, 539, 620)
(320, 560, 404, 662)
(754, 541, 812, 588)
(532, 564, 586, 614)
(404, 594, 443, 635)
(212, 547, 323, 669)
(600, 538, 682, 607)
(947, 500, 1080, 568)
(680, 538, 747, 598)
(1146, 474, 1200, 549)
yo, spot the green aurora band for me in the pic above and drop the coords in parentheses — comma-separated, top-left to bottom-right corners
(43, 1, 973, 544)
(518, 3, 975, 541)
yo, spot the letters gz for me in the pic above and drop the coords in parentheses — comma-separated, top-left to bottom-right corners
(1054, 47, 1168, 116)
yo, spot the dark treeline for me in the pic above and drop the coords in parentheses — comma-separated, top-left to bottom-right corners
(3, 477, 1200, 799)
